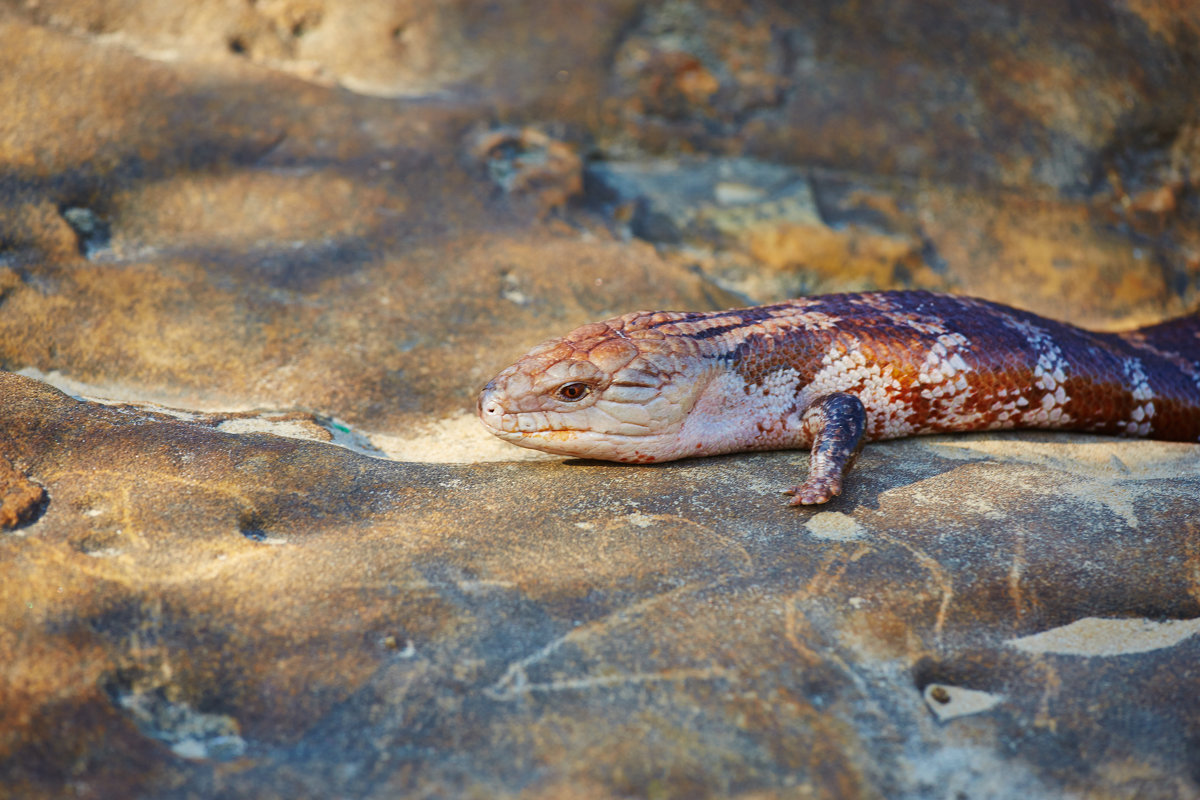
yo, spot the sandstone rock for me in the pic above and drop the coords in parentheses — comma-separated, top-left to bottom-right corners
(3, 371, 1200, 798)
(4, 0, 641, 104)
(602, 0, 1200, 194)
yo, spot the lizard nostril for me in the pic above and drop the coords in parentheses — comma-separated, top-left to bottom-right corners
(478, 387, 502, 419)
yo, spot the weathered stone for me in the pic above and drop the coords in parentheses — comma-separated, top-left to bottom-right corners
(602, 0, 1200, 193)
(470, 127, 585, 216)
(587, 157, 940, 300)
(2, 0, 641, 105)
(589, 158, 822, 243)
(3, 371, 1200, 798)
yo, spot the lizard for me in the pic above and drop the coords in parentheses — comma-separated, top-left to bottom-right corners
(477, 291, 1200, 505)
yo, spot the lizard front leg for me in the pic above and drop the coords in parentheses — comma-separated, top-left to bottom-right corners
(785, 392, 867, 506)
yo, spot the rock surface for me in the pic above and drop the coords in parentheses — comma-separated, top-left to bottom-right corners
(2, 1, 1200, 798)
(4, 373, 1200, 799)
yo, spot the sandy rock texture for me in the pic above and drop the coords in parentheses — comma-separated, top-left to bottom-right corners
(2, 1, 1200, 798)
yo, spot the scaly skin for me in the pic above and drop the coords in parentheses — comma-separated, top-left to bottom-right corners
(478, 291, 1200, 504)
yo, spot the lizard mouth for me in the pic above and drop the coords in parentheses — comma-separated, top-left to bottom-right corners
(480, 414, 674, 462)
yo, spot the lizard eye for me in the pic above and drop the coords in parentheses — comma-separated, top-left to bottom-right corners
(554, 382, 591, 402)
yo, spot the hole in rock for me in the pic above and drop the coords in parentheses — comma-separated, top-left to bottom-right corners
(4, 488, 49, 531)
(238, 512, 270, 542)
(1, 457, 49, 530)
(104, 673, 247, 762)
(59, 207, 111, 258)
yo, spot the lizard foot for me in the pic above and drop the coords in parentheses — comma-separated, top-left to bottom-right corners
(783, 477, 842, 506)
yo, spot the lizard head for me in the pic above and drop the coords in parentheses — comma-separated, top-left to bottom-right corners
(477, 312, 711, 462)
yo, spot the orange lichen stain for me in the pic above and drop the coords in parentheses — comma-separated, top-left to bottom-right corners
(1127, 182, 1180, 216)
(675, 59, 721, 104)
(743, 222, 942, 291)
(1119, 0, 1199, 45)
(919, 187, 1178, 324)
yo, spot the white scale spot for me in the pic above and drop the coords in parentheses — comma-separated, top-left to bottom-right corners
(914, 333, 992, 431)
(1001, 316, 1074, 428)
(788, 310, 843, 332)
(1121, 357, 1156, 436)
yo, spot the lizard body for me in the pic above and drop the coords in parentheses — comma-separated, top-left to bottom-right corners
(478, 291, 1200, 504)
